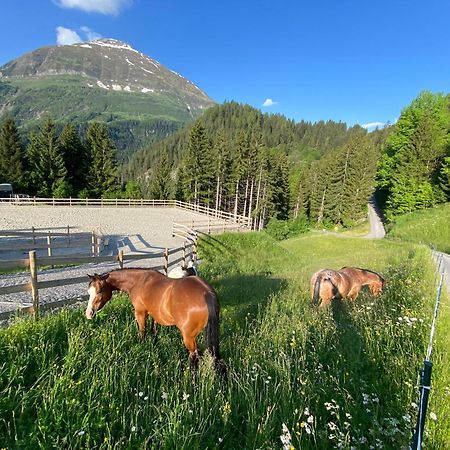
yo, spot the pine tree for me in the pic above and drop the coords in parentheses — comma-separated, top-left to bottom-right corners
(0, 115, 25, 191)
(59, 123, 86, 194)
(85, 123, 118, 197)
(26, 118, 68, 197)
(150, 152, 172, 199)
(180, 121, 214, 204)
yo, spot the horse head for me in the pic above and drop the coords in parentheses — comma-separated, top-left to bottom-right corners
(370, 275, 385, 296)
(86, 273, 114, 319)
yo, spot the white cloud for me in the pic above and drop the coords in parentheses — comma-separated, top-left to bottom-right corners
(361, 121, 386, 131)
(262, 98, 278, 107)
(81, 26, 102, 41)
(55, 0, 132, 16)
(56, 26, 82, 45)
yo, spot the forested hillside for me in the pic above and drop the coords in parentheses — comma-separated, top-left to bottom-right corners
(1, 91, 449, 230)
(124, 102, 381, 227)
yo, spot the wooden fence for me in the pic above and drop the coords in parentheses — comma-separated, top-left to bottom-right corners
(0, 225, 102, 258)
(0, 197, 253, 229)
(0, 240, 196, 322)
(171, 217, 245, 241)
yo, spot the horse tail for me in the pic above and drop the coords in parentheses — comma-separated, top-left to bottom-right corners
(312, 274, 323, 306)
(205, 291, 220, 358)
(205, 291, 227, 378)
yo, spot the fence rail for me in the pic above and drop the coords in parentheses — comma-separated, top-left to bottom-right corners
(0, 241, 196, 321)
(0, 225, 102, 258)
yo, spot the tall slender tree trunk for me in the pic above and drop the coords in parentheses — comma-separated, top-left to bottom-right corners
(259, 182, 267, 230)
(317, 188, 326, 225)
(243, 178, 249, 218)
(248, 177, 254, 228)
(254, 167, 263, 229)
(215, 175, 220, 216)
(234, 178, 240, 220)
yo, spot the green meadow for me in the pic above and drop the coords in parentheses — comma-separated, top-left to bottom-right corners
(387, 203, 450, 253)
(0, 231, 449, 449)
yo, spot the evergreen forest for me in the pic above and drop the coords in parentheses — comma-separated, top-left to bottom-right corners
(1, 90, 449, 228)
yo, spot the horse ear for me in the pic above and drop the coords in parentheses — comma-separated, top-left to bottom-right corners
(87, 273, 94, 280)
(100, 273, 109, 281)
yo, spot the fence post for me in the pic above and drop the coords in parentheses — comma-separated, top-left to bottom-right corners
(118, 249, 124, 269)
(52, 197, 55, 207)
(29, 250, 39, 320)
(69, 196, 72, 206)
(193, 240, 197, 262)
(208, 217, 211, 234)
(47, 232, 52, 257)
(164, 248, 168, 275)
(91, 231, 95, 257)
(96, 233, 100, 256)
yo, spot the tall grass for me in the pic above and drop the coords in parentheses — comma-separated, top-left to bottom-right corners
(387, 203, 450, 253)
(0, 232, 448, 449)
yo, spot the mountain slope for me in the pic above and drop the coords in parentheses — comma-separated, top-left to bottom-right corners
(0, 39, 215, 159)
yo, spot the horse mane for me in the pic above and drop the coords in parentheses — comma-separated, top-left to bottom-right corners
(98, 267, 159, 277)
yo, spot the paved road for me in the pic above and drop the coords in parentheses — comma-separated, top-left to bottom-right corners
(366, 197, 386, 239)
(433, 251, 450, 294)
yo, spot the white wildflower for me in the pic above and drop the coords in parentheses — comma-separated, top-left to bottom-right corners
(280, 423, 292, 450)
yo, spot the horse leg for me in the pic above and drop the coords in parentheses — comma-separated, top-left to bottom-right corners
(151, 318, 158, 339)
(182, 334, 199, 372)
(134, 310, 148, 340)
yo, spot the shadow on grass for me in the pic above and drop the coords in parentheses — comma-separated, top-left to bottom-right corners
(214, 274, 288, 333)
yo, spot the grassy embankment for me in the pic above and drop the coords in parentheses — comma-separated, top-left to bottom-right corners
(0, 230, 449, 449)
(387, 203, 450, 253)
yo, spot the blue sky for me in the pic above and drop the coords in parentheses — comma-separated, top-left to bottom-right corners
(1, 0, 449, 129)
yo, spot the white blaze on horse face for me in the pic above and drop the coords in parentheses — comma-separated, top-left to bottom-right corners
(86, 285, 97, 319)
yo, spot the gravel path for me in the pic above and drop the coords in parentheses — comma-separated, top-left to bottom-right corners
(0, 205, 209, 315)
(366, 197, 386, 239)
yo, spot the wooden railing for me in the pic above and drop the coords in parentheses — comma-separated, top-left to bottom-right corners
(0, 225, 102, 258)
(172, 217, 244, 241)
(0, 241, 196, 321)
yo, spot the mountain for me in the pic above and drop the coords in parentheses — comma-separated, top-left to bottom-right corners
(0, 39, 215, 160)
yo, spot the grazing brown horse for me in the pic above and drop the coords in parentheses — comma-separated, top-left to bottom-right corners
(86, 268, 223, 372)
(310, 266, 385, 307)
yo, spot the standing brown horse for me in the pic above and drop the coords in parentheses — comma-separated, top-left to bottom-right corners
(86, 268, 223, 372)
(310, 266, 385, 307)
